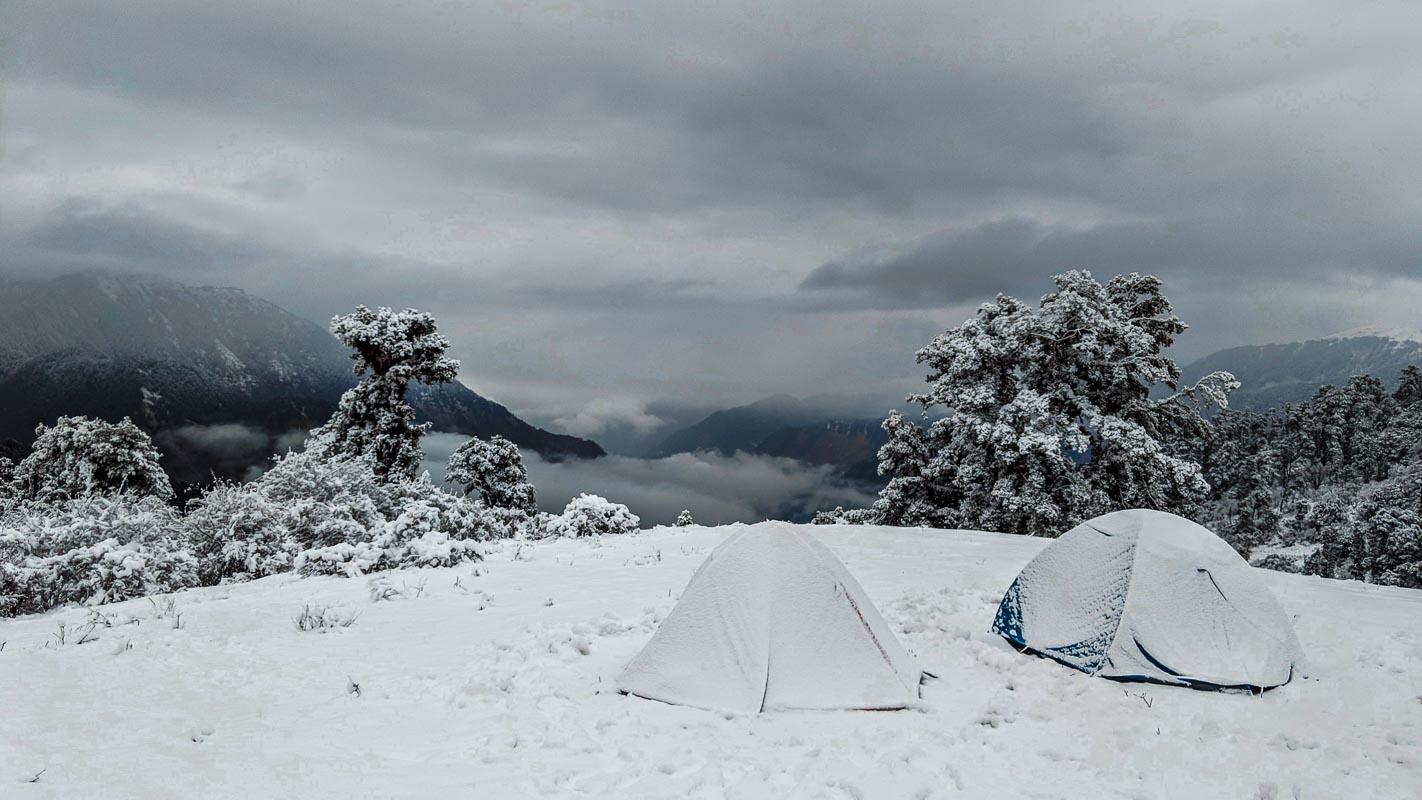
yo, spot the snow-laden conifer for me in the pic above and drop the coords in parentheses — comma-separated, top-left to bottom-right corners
(12, 417, 173, 503)
(875, 271, 1235, 535)
(308, 306, 459, 481)
(445, 435, 537, 515)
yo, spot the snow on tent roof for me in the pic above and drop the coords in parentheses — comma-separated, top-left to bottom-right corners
(992, 509, 1304, 691)
(616, 524, 926, 713)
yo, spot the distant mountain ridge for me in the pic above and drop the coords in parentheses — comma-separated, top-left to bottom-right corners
(754, 419, 887, 468)
(654, 394, 828, 457)
(1184, 330, 1422, 411)
(0, 271, 602, 488)
(654, 394, 893, 483)
(755, 418, 888, 483)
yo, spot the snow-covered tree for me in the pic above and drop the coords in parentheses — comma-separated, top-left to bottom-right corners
(876, 271, 1235, 536)
(872, 410, 936, 526)
(445, 435, 537, 515)
(1394, 365, 1422, 407)
(12, 416, 173, 503)
(308, 306, 459, 481)
(542, 493, 640, 538)
(674, 509, 695, 526)
(1222, 470, 1281, 555)
(1304, 469, 1422, 588)
(0, 457, 14, 509)
(1377, 405, 1422, 468)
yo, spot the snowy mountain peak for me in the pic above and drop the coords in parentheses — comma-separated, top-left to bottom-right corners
(1324, 324, 1422, 344)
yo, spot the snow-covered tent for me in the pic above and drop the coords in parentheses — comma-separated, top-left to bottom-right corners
(617, 525, 926, 713)
(992, 509, 1304, 691)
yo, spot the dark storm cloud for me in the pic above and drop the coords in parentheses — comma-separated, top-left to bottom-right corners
(3, 0, 1422, 422)
(799, 215, 1422, 310)
(17, 199, 272, 274)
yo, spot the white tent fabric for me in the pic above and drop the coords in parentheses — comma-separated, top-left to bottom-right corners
(617, 524, 926, 713)
(992, 509, 1305, 690)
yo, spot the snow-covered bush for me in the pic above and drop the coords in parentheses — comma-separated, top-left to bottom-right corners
(293, 603, 360, 632)
(445, 435, 538, 515)
(541, 494, 640, 538)
(1252, 553, 1304, 573)
(12, 416, 173, 503)
(382, 474, 497, 541)
(0, 496, 195, 616)
(295, 490, 483, 577)
(674, 509, 695, 527)
(485, 506, 539, 539)
(812, 506, 877, 525)
(183, 481, 294, 585)
(195, 454, 492, 580)
(250, 451, 385, 550)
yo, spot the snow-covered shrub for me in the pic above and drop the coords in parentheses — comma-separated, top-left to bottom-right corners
(293, 603, 359, 632)
(0, 496, 195, 616)
(812, 506, 877, 525)
(290, 473, 487, 576)
(674, 509, 695, 527)
(485, 506, 538, 540)
(445, 435, 538, 515)
(524, 512, 558, 540)
(295, 492, 483, 577)
(381, 474, 497, 541)
(251, 451, 385, 550)
(12, 416, 174, 502)
(541, 494, 640, 538)
(183, 481, 294, 585)
(1252, 553, 1304, 573)
(192, 454, 492, 580)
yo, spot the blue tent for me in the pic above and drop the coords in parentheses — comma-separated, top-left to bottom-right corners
(992, 509, 1303, 691)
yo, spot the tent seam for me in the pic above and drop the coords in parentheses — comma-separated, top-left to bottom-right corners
(1097, 529, 1140, 677)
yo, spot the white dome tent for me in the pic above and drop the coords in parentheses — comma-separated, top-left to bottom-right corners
(617, 524, 927, 713)
(992, 509, 1305, 691)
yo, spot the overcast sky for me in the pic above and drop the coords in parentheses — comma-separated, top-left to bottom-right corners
(4, 1, 1421, 438)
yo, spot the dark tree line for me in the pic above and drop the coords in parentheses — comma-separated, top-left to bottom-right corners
(1198, 366, 1422, 587)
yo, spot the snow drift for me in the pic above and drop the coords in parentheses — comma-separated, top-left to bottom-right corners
(3, 523, 1419, 798)
(616, 524, 925, 712)
(992, 509, 1304, 690)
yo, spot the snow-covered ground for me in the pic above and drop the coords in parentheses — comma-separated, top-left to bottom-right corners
(3, 523, 1420, 799)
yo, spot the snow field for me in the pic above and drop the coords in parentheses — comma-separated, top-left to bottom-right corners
(2, 523, 1420, 799)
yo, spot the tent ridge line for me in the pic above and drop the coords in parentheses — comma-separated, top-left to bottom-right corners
(1095, 530, 1141, 677)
